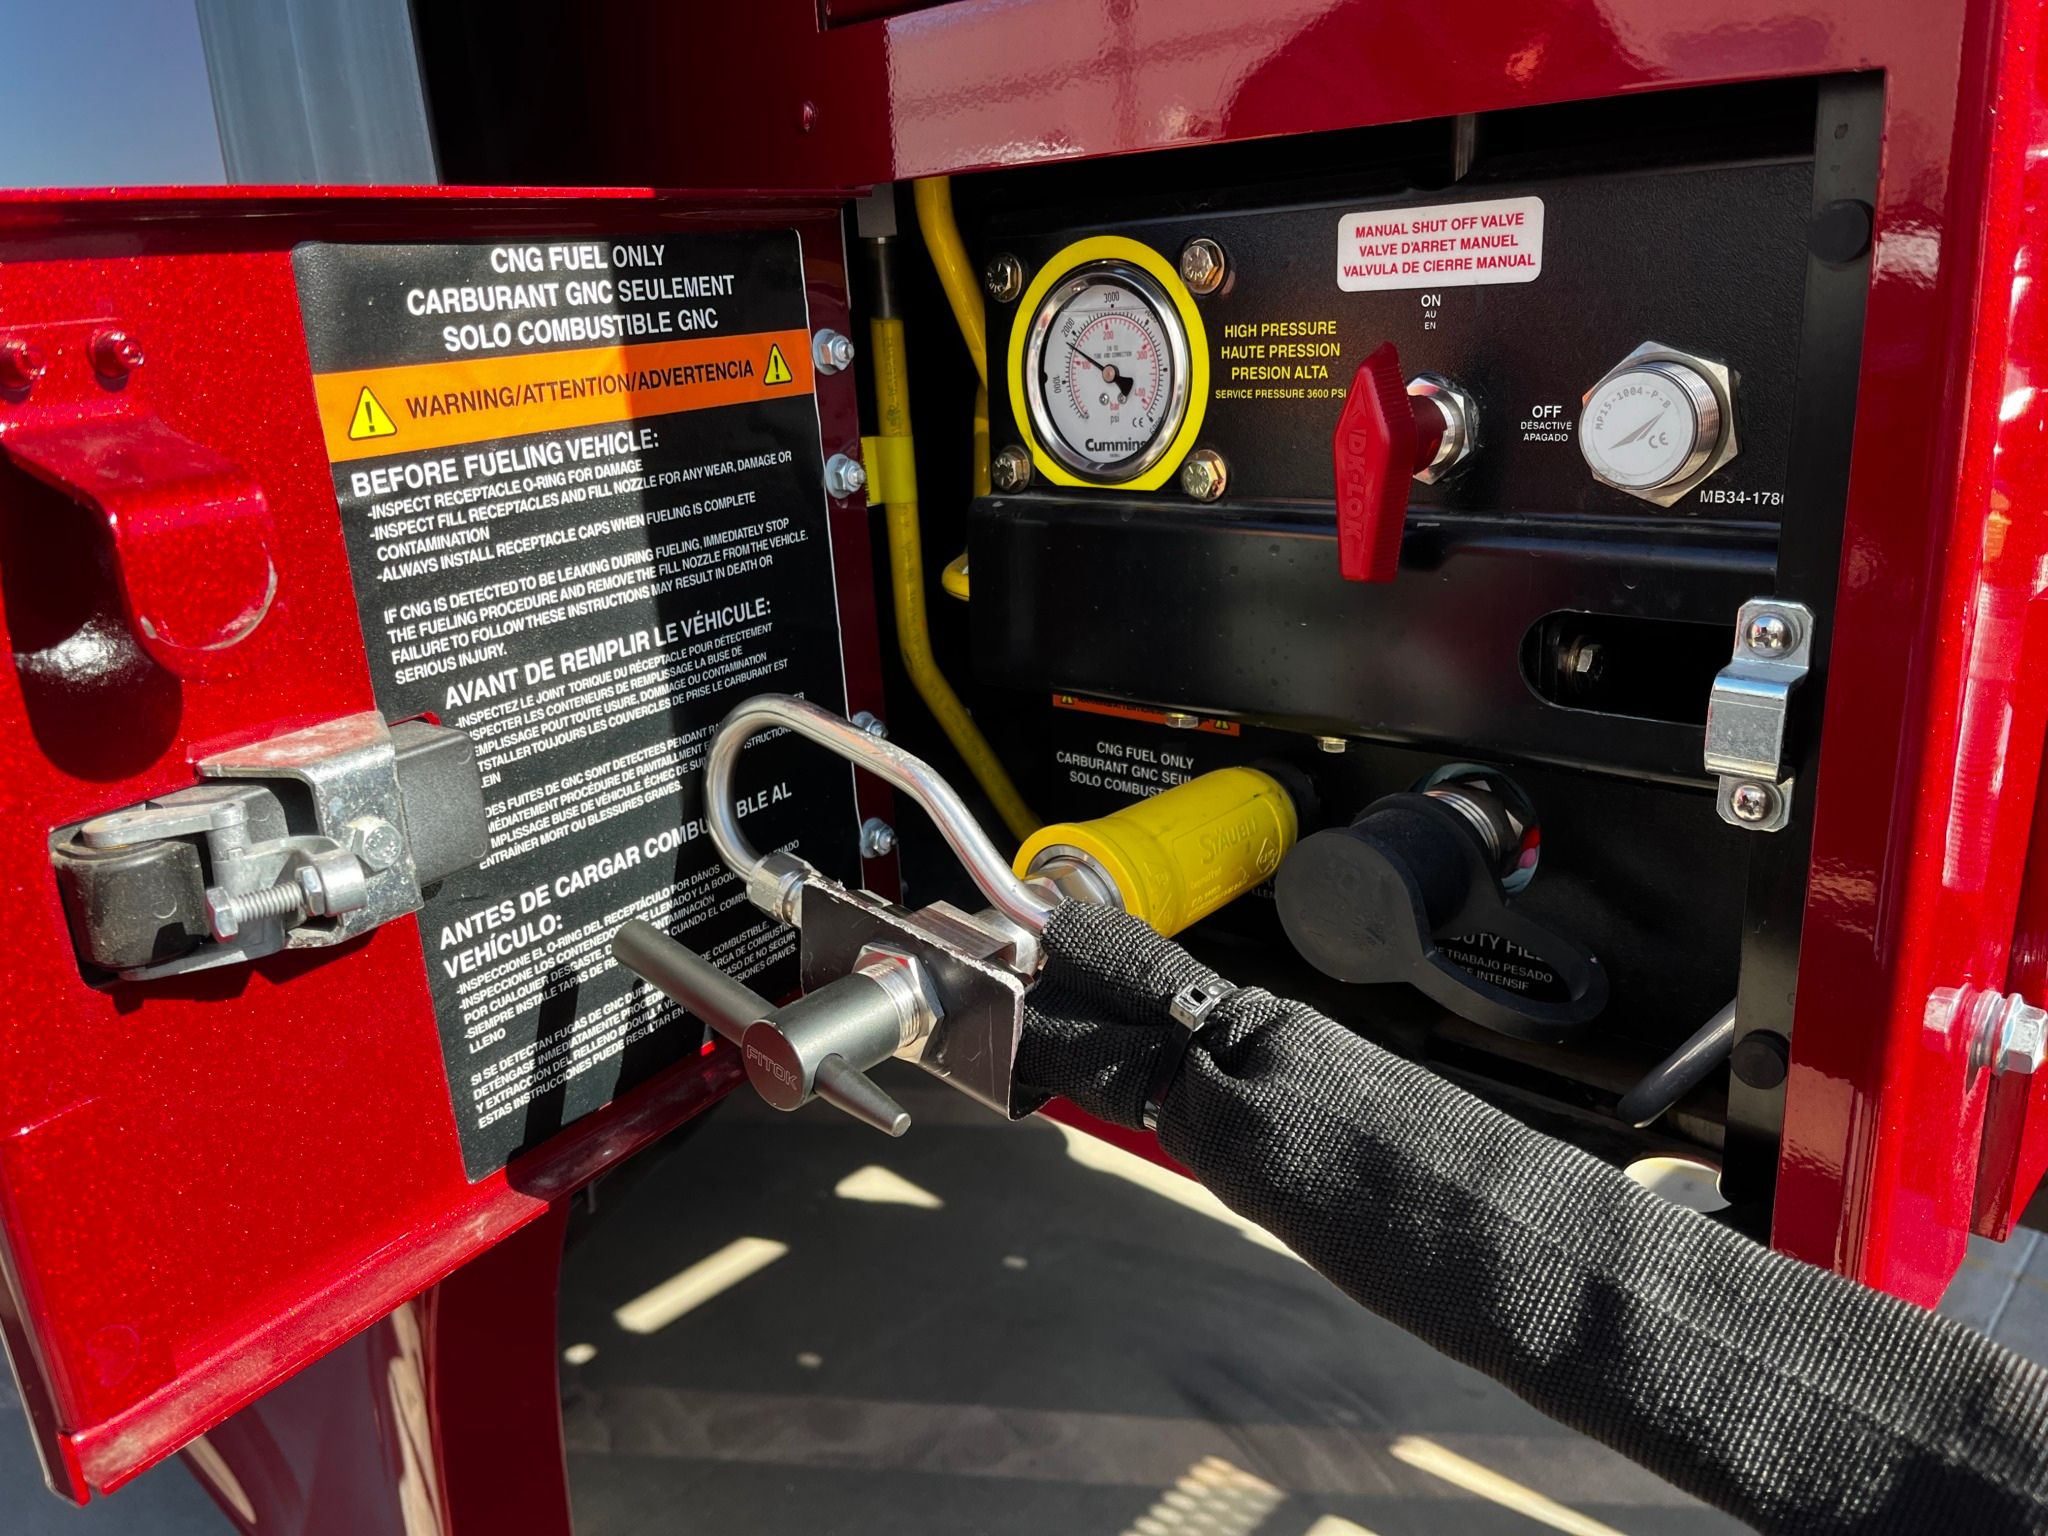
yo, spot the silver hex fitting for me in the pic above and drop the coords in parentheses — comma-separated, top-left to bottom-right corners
(744, 850, 815, 925)
(1407, 374, 1480, 484)
(853, 943, 946, 1053)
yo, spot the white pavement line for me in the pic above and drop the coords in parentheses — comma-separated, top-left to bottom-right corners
(1390, 1436, 1628, 1536)
(834, 1163, 944, 1208)
(612, 1237, 789, 1335)
(1119, 1455, 1285, 1536)
(1050, 1122, 1298, 1258)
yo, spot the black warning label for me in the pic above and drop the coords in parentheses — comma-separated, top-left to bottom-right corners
(294, 232, 854, 1178)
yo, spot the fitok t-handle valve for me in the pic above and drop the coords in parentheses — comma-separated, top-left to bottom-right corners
(613, 919, 938, 1135)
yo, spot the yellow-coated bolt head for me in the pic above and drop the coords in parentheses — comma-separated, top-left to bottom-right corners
(1179, 449, 1228, 501)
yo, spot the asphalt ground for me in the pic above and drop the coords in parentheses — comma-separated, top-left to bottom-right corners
(11, 1065, 2048, 1534)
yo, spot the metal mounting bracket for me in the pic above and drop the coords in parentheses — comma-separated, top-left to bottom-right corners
(1704, 598, 1815, 832)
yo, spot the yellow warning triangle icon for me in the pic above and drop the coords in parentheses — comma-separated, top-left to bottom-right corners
(348, 386, 397, 440)
(762, 344, 794, 387)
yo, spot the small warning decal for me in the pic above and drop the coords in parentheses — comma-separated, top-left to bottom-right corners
(1336, 195, 1545, 292)
(763, 343, 794, 386)
(348, 386, 398, 440)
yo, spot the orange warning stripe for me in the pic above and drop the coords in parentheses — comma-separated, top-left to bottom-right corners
(312, 328, 815, 462)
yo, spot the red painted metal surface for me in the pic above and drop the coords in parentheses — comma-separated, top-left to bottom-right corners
(566, 0, 2048, 1302)
(183, 1200, 576, 1536)
(5, 0, 2048, 1517)
(0, 188, 888, 1502)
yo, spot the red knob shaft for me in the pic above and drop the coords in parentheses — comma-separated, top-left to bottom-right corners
(1332, 342, 1446, 583)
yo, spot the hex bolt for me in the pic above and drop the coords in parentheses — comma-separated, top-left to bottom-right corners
(0, 338, 47, 391)
(824, 453, 867, 498)
(1179, 238, 1227, 296)
(1745, 611, 1795, 655)
(1179, 448, 1228, 501)
(89, 328, 144, 380)
(1728, 782, 1777, 823)
(205, 880, 307, 941)
(850, 710, 889, 739)
(1561, 638, 1605, 687)
(812, 329, 856, 374)
(992, 444, 1033, 493)
(983, 253, 1025, 303)
(343, 815, 404, 873)
(860, 817, 898, 859)
(1316, 736, 1349, 754)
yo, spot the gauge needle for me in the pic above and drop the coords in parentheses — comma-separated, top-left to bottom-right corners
(1610, 407, 1668, 450)
(1068, 341, 1135, 400)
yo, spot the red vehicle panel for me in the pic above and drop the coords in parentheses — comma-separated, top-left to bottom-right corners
(0, 188, 888, 1501)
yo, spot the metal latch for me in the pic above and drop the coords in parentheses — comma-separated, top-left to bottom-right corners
(50, 712, 490, 981)
(1704, 598, 1814, 832)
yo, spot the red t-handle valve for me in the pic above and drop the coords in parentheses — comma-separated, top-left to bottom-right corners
(1333, 343, 1448, 583)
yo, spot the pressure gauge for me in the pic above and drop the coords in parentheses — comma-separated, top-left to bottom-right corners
(1021, 260, 1193, 483)
(1578, 342, 1739, 507)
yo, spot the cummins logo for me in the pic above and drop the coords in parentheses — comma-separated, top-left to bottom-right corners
(746, 1041, 802, 1091)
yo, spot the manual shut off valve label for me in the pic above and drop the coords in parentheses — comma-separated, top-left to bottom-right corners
(293, 232, 855, 1178)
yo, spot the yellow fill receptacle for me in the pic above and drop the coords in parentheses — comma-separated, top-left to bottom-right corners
(1014, 767, 1299, 938)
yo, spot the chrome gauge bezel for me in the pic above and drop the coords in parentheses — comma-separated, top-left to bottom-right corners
(1021, 259, 1193, 484)
(1576, 340, 1740, 508)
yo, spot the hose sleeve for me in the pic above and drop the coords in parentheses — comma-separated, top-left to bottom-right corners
(1016, 901, 2048, 1535)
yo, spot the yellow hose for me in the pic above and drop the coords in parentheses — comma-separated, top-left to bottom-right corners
(917, 176, 987, 597)
(869, 310, 1038, 841)
(913, 178, 988, 391)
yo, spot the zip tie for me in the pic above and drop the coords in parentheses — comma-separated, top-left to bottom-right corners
(1144, 980, 1239, 1130)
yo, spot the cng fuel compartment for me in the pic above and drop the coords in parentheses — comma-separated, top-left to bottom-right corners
(952, 78, 1875, 1206)
(0, 188, 890, 1500)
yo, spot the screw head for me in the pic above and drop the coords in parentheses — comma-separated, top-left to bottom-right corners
(0, 338, 47, 391)
(90, 329, 144, 380)
(859, 817, 897, 859)
(1179, 448, 1228, 501)
(983, 253, 1025, 304)
(1316, 736, 1348, 754)
(1728, 782, 1776, 823)
(1178, 238, 1226, 296)
(1745, 612, 1794, 655)
(1163, 711, 1199, 730)
(992, 445, 1033, 493)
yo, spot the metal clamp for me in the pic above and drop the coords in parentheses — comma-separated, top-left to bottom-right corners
(51, 713, 489, 980)
(1704, 599, 1814, 832)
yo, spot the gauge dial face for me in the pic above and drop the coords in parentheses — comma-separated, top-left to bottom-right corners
(1578, 362, 1721, 492)
(1023, 262, 1190, 482)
